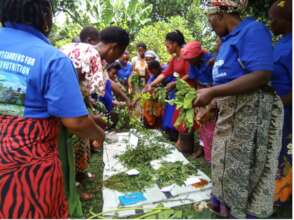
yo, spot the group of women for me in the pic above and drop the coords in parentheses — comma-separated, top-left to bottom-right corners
(0, 0, 130, 218)
(0, 0, 292, 219)
(108, 0, 293, 218)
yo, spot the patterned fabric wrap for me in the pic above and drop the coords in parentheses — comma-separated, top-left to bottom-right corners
(61, 43, 106, 99)
(143, 100, 163, 128)
(274, 107, 292, 204)
(211, 88, 283, 218)
(71, 135, 90, 173)
(199, 121, 216, 162)
(0, 115, 68, 218)
(201, 0, 248, 13)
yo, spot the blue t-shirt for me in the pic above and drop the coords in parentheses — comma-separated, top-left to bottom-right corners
(212, 17, 273, 85)
(272, 33, 292, 97)
(147, 64, 175, 86)
(117, 62, 132, 81)
(99, 80, 113, 112)
(147, 75, 156, 85)
(0, 23, 88, 118)
(188, 52, 213, 86)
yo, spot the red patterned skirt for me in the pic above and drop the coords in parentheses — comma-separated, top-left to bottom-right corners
(0, 115, 68, 218)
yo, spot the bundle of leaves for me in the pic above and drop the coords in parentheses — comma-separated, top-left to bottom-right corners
(118, 141, 171, 168)
(113, 106, 131, 130)
(103, 167, 154, 192)
(129, 113, 147, 131)
(155, 161, 196, 188)
(154, 87, 167, 104)
(133, 92, 152, 107)
(112, 106, 145, 130)
(90, 100, 109, 115)
(131, 74, 144, 89)
(168, 79, 197, 131)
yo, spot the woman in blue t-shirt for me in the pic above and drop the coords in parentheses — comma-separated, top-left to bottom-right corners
(194, 0, 284, 218)
(117, 51, 133, 86)
(181, 40, 216, 161)
(269, 0, 292, 206)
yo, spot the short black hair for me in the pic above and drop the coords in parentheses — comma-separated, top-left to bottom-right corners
(0, 0, 53, 35)
(166, 30, 186, 47)
(80, 26, 99, 43)
(99, 26, 130, 49)
(148, 60, 162, 71)
(107, 61, 122, 71)
(137, 42, 147, 50)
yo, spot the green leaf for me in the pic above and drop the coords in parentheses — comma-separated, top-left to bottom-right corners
(183, 91, 197, 109)
(171, 210, 183, 219)
(174, 111, 184, 128)
(158, 209, 175, 219)
(144, 214, 157, 219)
(185, 109, 195, 130)
(156, 161, 196, 188)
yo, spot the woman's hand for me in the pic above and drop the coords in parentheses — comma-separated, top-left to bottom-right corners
(62, 115, 105, 140)
(91, 139, 103, 151)
(207, 57, 216, 66)
(143, 84, 152, 92)
(196, 107, 209, 122)
(194, 71, 271, 108)
(165, 82, 176, 91)
(193, 88, 215, 107)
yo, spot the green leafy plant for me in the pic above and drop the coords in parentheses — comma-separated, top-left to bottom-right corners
(103, 167, 154, 192)
(104, 132, 198, 194)
(52, 0, 153, 39)
(168, 79, 197, 131)
(105, 156, 197, 193)
(133, 92, 152, 107)
(113, 106, 131, 130)
(186, 0, 217, 52)
(155, 161, 195, 188)
(174, 109, 195, 131)
(130, 74, 145, 91)
(129, 115, 145, 131)
(132, 88, 166, 120)
(154, 87, 167, 104)
(112, 106, 145, 131)
(118, 141, 171, 169)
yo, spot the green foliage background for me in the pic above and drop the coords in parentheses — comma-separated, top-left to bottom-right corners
(131, 16, 194, 63)
(50, 0, 276, 61)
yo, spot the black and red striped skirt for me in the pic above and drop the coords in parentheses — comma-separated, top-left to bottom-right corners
(0, 115, 68, 218)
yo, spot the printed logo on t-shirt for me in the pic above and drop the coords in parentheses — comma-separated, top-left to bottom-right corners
(0, 50, 35, 116)
(212, 60, 226, 81)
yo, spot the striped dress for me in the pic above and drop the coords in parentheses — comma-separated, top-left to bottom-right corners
(0, 116, 68, 218)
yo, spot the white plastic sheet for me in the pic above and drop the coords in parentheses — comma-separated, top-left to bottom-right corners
(102, 131, 212, 217)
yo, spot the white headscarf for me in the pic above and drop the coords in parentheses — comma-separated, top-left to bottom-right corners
(145, 50, 160, 62)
